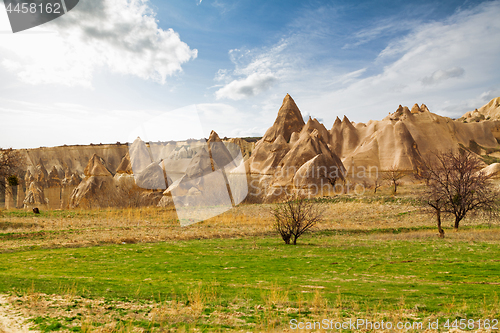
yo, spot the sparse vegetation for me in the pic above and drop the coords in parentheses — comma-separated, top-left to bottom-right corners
(1, 184, 500, 331)
(419, 150, 500, 235)
(382, 166, 408, 193)
(272, 195, 324, 245)
(0, 148, 25, 190)
(482, 154, 500, 165)
(1, 229, 500, 332)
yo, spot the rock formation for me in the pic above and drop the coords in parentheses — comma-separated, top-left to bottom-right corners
(481, 163, 500, 178)
(244, 95, 500, 202)
(261, 94, 305, 143)
(135, 162, 171, 190)
(157, 131, 247, 224)
(6, 94, 500, 210)
(21, 143, 128, 177)
(246, 96, 346, 202)
(23, 181, 46, 209)
(461, 97, 500, 122)
(116, 152, 133, 175)
(23, 160, 49, 209)
(61, 170, 81, 209)
(129, 137, 153, 175)
(69, 154, 117, 208)
(16, 183, 25, 209)
(45, 166, 62, 209)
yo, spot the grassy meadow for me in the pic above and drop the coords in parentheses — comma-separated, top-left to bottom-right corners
(0, 186, 499, 332)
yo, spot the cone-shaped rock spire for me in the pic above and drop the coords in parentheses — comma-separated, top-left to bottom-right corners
(262, 94, 305, 143)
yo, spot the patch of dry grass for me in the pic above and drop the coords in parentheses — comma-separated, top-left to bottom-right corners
(0, 205, 275, 252)
(2, 286, 499, 332)
(1, 188, 499, 252)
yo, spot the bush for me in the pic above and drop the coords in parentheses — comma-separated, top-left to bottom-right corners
(7, 175, 19, 187)
(272, 195, 324, 245)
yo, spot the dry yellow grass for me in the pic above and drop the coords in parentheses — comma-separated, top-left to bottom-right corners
(1, 188, 498, 253)
(2, 288, 497, 333)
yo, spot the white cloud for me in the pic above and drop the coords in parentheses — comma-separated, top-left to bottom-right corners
(342, 19, 416, 50)
(215, 73, 277, 100)
(311, 0, 500, 123)
(422, 67, 465, 85)
(0, 0, 197, 87)
(213, 1, 500, 126)
(215, 40, 290, 100)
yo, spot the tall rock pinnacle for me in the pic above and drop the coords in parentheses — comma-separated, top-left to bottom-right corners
(262, 94, 305, 143)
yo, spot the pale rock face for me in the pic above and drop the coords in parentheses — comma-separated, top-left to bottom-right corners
(184, 148, 214, 179)
(129, 137, 152, 175)
(411, 104, 421, 114)
(300, 117, 330, 143)
(158, 130, 248, 215)
(289, 132, 300, 146)
(116, 152, 133, 174)
(34, 160, 48, 186)
(273, 134, 288, 147)
(247, 136, 289, 176)
(293, 153, 344, 194)
(24, 170, 34, 188)
(84, 154, 113, 177)
(246, 96, 346, 202)
(480, 163, 500, 178)
(226, 138, 254, 160)
(243, 95, 500, 202)
(47, 166, 62, 187)
(134, 161, 171, 190)
(207, 131, 237, 170)
(261, 94, 305, 143)
(70, 154, 117, 208)
(24, 181, 46, 207)
(272, 129, 344, 187)
(461, 97, 500, 122)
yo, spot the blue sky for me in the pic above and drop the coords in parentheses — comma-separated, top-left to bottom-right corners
(0, 0, 499, 148)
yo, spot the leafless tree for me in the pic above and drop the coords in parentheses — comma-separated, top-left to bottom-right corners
(0, 148, 25, 190)
(419, 149, 499, 236)
(383, 166, 407, 193)
(272, 194, 324, 245)
(373, 177, 383, 194)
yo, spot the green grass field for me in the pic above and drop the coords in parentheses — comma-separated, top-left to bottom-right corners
(1, 190, 500, 332)
(1, 228, 500, 332)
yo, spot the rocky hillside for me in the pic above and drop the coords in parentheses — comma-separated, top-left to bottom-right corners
(460, 97, 500, 123)
(4, 94, 500, 208)
(243, 94, 500, 202)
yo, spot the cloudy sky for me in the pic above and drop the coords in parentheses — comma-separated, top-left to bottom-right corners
(0, 0, 499, 148)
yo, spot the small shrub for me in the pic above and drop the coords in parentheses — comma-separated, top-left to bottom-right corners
(272, 195, 324, 245)
(7, 174, 19, 186)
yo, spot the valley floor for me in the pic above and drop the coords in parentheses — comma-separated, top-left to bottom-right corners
(0, 187, 499, 332)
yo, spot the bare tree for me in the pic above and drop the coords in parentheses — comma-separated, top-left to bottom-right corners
(373, 177, 383, 194)
(424, 186, 447, 238)
(272, 195, 324, 245)
(0, 148, 25, 190)
(419, 149, 499, 235)
(383, 166, 407, 193)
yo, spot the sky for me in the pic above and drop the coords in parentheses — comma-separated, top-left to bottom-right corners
(0, 0, 499, 148)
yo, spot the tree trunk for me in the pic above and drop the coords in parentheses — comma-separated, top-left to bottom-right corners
(454, 217, 460, 231)
(436, 209, 444, 238)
